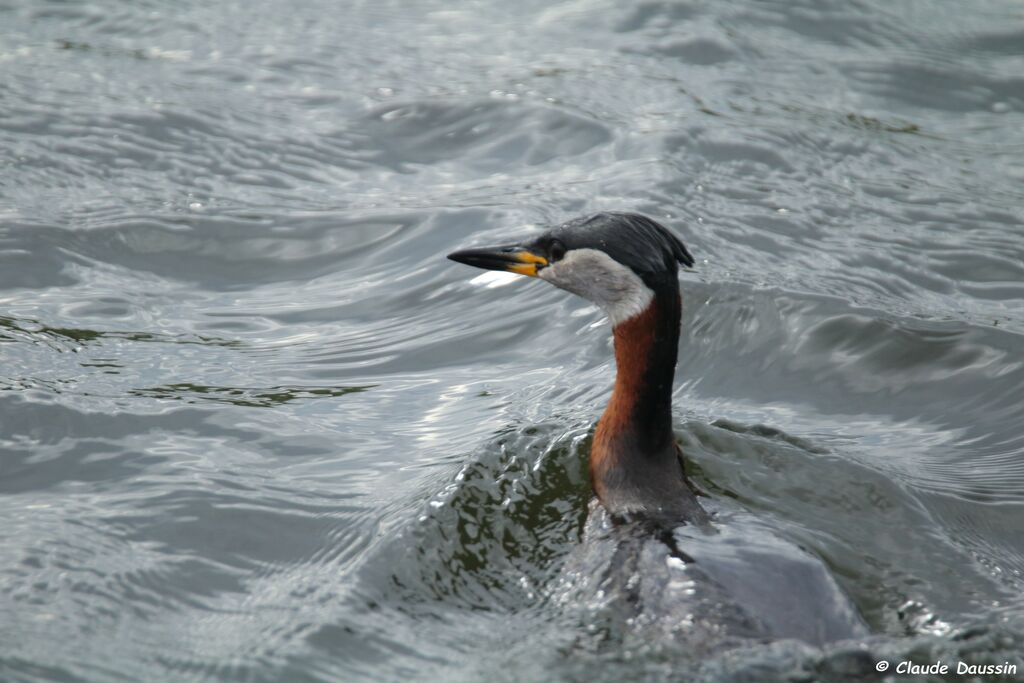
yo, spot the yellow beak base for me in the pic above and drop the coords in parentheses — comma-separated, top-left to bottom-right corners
(447, 245, 549, 278)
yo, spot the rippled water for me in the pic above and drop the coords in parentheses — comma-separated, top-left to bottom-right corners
(2, 0, 1024, 681)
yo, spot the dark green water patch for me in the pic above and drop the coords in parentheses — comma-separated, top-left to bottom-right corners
(0, 315, 242, 350)
(129, 383, 374, 408)
(363, 422, 592, 613)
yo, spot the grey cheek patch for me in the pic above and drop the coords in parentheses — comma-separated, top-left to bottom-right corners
(539, 248, 654, 326)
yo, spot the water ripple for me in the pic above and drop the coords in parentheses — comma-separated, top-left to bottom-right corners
(3, 0, 1024, 680)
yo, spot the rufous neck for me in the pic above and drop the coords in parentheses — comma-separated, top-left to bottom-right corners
(603, 288, 681, 454)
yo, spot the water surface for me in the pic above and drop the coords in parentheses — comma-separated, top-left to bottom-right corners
(2, 0, 1024, 681)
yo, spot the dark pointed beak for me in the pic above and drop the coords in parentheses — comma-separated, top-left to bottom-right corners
(447, 244, 549, 278)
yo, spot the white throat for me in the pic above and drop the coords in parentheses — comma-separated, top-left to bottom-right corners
(538, 248, 654, 326)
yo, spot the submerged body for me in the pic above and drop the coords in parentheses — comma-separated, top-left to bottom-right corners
(448, 212, 867, 646)
(564, 500, 867, 651)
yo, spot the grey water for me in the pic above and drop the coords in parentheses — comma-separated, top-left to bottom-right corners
(2, 0, 1024, 681)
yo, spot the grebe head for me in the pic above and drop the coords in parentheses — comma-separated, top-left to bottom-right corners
(447, 212, 693, 325)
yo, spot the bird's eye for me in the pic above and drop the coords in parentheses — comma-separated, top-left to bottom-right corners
(550, 239, 567, 262)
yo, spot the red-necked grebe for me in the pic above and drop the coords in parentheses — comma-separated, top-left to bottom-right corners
(449, 212, 706, 530)
(447, 212, 869, 647)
